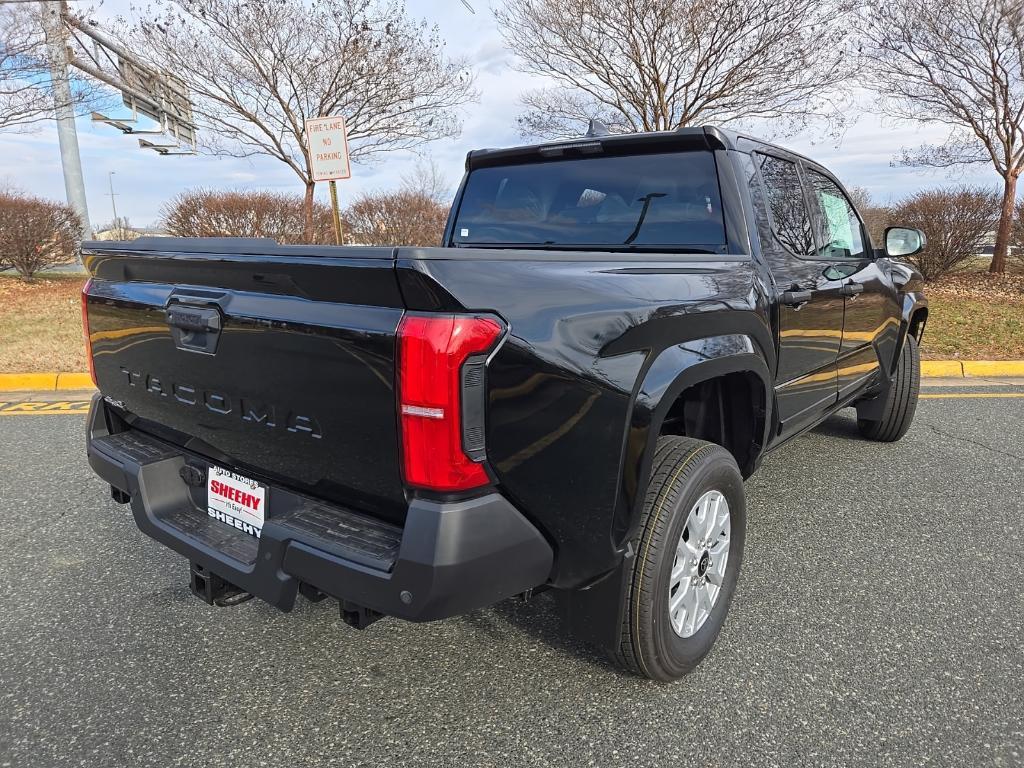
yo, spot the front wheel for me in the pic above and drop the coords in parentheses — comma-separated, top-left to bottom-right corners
(613, 436, 746, 682)
(857, 334, 921, 442)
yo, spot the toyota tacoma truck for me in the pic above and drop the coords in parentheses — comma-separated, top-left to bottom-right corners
(83, 126, 928, 682)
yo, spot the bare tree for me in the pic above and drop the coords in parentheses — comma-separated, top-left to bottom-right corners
(161, 189, 336, 244)
(0, 4, 107, 132)
(891, 186, 1000, 280)
(0, 4, 53, 132)
(860, 0, 1024, 274)
(0, 191, 82, 279)
(494, 0, 856, 139)
(345, 189, 449, 246)
(0, 178, 21, 197)
(401, 159, 452, 205)
(124, 0, 476, 240)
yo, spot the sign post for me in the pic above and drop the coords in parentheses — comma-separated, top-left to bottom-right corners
(329, 181, 342, 245)
(305, 116, 352, 245)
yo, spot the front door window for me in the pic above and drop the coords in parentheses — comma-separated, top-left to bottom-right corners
(806, 170, 866, 261)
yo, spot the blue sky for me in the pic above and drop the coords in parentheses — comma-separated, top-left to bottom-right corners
(0, 0, 1004, 228)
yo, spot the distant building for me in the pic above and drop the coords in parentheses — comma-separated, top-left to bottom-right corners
(92, 225, 170, 241)
(974, 232, 1017, 259)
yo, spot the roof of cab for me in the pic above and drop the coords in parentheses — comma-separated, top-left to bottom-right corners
(464, 124, 813, 170)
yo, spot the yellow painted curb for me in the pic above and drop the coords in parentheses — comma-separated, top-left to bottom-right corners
(0, 372, 94, 392)
(1, 360, 1023, 392)
(961, 360, 1024, 378)
(920, 361, 965, 377)
(55, 372, 95, 389)
(0, 373, 60, 391)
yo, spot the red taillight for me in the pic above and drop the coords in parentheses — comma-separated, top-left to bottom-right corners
(81, 278, 97, 388)
(398, 314, 502, 491)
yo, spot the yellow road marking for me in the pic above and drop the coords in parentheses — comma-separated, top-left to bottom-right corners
(0, 401, 91, 415)
(0, 411, 91, 415)
(0, 393, 1021, 418)
(919, 392, 1024, 399)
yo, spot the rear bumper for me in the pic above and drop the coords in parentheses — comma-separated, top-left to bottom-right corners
(85, 395, 553, 621)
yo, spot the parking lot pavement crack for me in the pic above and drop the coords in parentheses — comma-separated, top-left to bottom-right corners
(918, 419, 1024, 462)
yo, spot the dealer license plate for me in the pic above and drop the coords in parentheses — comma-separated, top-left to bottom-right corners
(207, 466, 266, 538)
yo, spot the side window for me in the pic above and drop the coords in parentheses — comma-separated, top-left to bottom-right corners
(738, 153, 778, 259)
(806, 170, 866, 261)
(754, 153, 815, 258)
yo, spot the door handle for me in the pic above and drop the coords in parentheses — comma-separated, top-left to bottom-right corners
(780, 289, 813, 307)
(839, 282, 864, 297)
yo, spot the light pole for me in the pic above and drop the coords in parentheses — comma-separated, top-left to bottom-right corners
(38, 0, 93, 245)
(107, 170, 118, 226)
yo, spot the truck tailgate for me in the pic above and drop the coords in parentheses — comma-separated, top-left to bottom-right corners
(84, 240, 408, 524)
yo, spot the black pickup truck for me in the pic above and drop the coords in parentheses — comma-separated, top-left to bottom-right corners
(83, 126, 927, 681)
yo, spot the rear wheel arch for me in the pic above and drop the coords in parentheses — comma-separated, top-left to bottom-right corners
(613, 352, 770, 548)
(656, 369, 768, 477)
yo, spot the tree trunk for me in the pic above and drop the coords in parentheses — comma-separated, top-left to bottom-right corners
(303, 180, 316, 243)
(990, 173, 1018, 274)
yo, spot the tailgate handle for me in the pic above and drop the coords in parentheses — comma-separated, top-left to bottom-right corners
(166, 305, 222, 355)
(167, 306, 221, 332)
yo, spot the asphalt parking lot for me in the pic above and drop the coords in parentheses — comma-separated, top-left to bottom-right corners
(1, 383, 1022, 768)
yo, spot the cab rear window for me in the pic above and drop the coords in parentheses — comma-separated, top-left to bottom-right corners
(452, 151, 726, 252)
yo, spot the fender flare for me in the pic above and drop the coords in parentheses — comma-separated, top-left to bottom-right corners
(558, 344, 772, 654)
(611, 339, 772, 549)
(892, 292, 928, 377)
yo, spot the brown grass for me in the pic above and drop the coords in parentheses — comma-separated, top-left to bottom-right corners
(920, 274, 1024, 359)
(0, 274, 87, 372)
(920, 293, 1024, 360)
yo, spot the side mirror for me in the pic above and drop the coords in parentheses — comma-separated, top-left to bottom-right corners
(885, 227, 926, 258)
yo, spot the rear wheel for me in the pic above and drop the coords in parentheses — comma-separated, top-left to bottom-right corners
(613, 436, 746, 682)
(857, 334, 921, 442)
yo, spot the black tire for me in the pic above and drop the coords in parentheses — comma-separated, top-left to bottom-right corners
(857, 334, 921, 442)
(613, 436, 746, 682)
